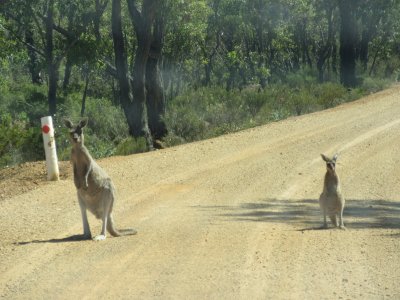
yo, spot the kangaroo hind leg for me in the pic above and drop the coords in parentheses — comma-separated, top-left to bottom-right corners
(93, 189, 113, 241)
(338, 208, 346, 230)
(329, 214, 338, 227)
(78, 193, 92, 239)
(320, 203, 328, 229)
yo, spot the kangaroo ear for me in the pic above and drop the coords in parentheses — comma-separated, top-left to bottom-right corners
(332, 153, 338, 162)
(64, 119, 74, 129)
(78, 118, 88, 128)
(321, 154, 329, 162)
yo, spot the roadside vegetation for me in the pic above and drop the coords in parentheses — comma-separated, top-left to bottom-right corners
(0, 0, 399, 167)
(0, 70, 393, 167)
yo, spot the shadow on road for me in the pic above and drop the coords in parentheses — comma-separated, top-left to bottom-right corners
(15, 234, 90, 245)
(197, 198, 400, 230)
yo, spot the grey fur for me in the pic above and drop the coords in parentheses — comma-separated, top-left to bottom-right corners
(64, 118, 137, 241)
(319, 153, 346, 229)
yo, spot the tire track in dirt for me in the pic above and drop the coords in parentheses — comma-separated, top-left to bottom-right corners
(67, 113, 382, 298)
(237, 113, 400, 299)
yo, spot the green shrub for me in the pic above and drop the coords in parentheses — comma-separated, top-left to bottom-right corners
(57, 94, 130, 159)
(360, 77, 390, 94)
(84, 134, 117, 158)
(287, 89, 317, 116)
(165, 105, 208, 142)
(344, 87, 365, 103)
(115, 137, 148, 156)
(314, 82, 347, 108)
(7, 83, 48, 121)
(161, 132, 186, 147)
(165, 86, 260, 142)
(163, 74, 393, 146)
(242, 90, 268, 117)
(84, 98, 129, 143)
(57, 93, 129, 143)
(0, 113, 43, 167)
(285, 68, 317, 88)
(0, 68, 394, 168)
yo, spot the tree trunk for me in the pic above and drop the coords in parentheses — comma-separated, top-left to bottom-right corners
(369, 44, 383, 76)
(226, 68, 235, 91)
(146, 16, 167, 141)
(338, 1, 357, 87)
(47, 62, 59, 116)
(131, 42, 152, 142)
(317, 59, 324, 83)
(111, 0, 136, 134)
(316, 5, 334, 83)
(301, 19, 312, 68)
(204, 62, 212, 86)
(94, 0, 109, 42)
(127, 0, 156, 148)
(62, 54, 72, 90)
(62, 4, 75, 91)
(45, 0, 57, 116)
(25, 28, 42, 85)
(331, 41, 337, 74)
(81, 69, 90, 117)
(359, 29, 370, 72)
(112, 0, 155, 148)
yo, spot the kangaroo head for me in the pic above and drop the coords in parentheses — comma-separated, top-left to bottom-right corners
(64, 118, 88, 145)
(321, 153, 338, 172)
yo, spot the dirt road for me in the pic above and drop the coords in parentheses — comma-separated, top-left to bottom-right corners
(1, 86, 400, 299)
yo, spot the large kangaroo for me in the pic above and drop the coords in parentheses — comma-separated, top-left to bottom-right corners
(64, 118, 137, 241)
(319, 154, 346, 229)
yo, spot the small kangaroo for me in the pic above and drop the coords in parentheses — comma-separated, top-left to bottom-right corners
(64, 118, 137, 241)
(319, 154, 345, 229)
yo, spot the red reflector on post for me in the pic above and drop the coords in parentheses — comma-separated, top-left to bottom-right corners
(42, 124, 50, 134)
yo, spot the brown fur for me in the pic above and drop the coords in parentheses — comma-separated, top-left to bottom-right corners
(319, 154, 346, 229)
(64, 118, 137, 241)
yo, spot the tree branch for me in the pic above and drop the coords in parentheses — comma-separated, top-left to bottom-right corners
(1, 22, 46, 58)
(104, 60, 118, 78)
(103, 59, 134, 82)
(55, 35, 81, 65)
(31, 11, 46, 47)
(127, 0, 143, 31)
(96, 0, 109, 14)
(52, 23, 74, 39)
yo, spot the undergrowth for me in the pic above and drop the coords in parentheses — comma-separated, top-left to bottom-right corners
(0, 73, 393, 168)
(163, 76, 392, 147)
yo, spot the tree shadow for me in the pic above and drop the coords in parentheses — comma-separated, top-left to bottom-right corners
(197, 198, 400, 230)
(15, 234, 91, 245)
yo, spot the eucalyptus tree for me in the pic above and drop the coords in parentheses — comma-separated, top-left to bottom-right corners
(145, 2, 167, 140)
(162, 0, 210, 93)
(1, 0, 99, 116)
(314, 0, 338, 82)
(112, 0, 158, 147)
(337, 0, 357, 87)
(358, 0, 400, 76)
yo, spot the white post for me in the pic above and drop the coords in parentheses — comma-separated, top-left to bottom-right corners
(41, 116, 59, 181)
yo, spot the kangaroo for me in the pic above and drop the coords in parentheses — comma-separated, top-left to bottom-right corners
(319, 154, 345, 229)
(64, 118, 137, 241)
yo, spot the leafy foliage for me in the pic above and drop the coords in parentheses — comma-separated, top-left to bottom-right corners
(0, 0, 399, 167)
(163, 76, 367, 146)
(115, 137, 148, 156)
(0, 114, 43, 167)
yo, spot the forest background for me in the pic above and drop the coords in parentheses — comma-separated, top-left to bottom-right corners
(0, 0, 399, 167)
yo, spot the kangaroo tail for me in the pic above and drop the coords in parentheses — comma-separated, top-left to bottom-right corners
(107, 214, 137, 237)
